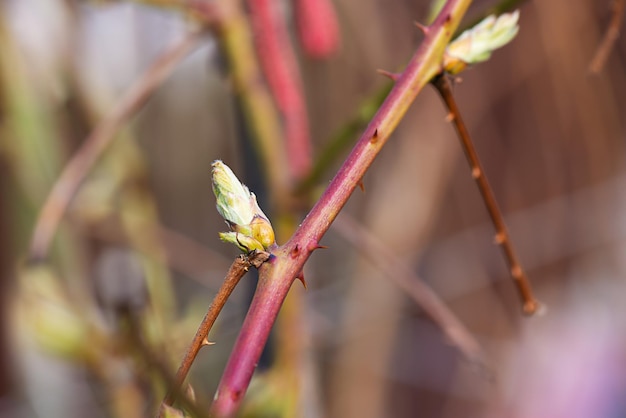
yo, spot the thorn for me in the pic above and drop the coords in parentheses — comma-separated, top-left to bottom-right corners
(296, 270, 307, 289)
(185, 384, 196, 402)
(358, 181, 365, 192)
(290, 244, 300, 259)
(414, 21, 429, 34)
(201, 338, 216, 346)
(445, 112, 455, 123)
(308, 241, 328, 252)
(370, 128, 380, 144)
(376, 69, 399, 81)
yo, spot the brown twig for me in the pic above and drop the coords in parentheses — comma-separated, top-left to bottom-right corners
(589, 0, 625, 74)
(28, 31, 204, 261)
(160, 251, 270, 413)
(123, 312, 210, 418)
(333, 215, 489, 371)
(432, 74, 540, 315)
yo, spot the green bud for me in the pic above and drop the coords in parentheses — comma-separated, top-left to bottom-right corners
(219, 231, 266, 252)
(444, 11, 520, 75)
(212, 160, 275, 251)
(249, 215, 275, 250)
(212, 160, 257, 226)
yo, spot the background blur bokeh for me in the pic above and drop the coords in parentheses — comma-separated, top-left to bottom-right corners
(1, 0, 626, 417)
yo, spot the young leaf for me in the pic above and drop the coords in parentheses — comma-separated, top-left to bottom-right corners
(443, 10, 520, 74)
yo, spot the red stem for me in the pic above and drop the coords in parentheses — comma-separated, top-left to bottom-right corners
(210, 1, 472, 416)
(247, 0, 312, 179)
(294, 0, 341, 59)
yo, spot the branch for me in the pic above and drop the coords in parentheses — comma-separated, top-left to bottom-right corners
(28, 31, 204, 261)
(589, 0, 625, 74)
(431, 74, 540, 315)
(295, 0, 530, 195)
(333, 215, 489, 371)
(160, 251, 269, 414)
(209, 1, 473, 416)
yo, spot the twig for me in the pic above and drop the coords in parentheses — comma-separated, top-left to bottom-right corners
(589, 0, 625, 74)
(28, 31, 204, 261)
(122, 312, 210, 418)
(160, 251, 269, 413)
(431, 74, 540, 315)
(210, 1, 473, 416)
(333, 214, 489, 370)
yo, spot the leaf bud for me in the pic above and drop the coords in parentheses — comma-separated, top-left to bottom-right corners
(211, 160, 275, 251)
(443, 11, 520, 75)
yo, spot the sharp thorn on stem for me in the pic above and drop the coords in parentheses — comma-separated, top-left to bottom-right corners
(414, 21, 430, 35)
(290, 244, 300, 259)
(376, 69, 399, 81)
(201, 338, 216, 347)
(370, 128, 380, 144)
(358, 180, 365, 192)
(296, 270, 307, 289)
(308, 241, 328, 252)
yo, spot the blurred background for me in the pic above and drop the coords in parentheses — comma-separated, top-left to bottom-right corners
(1, 0, 625, 417)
